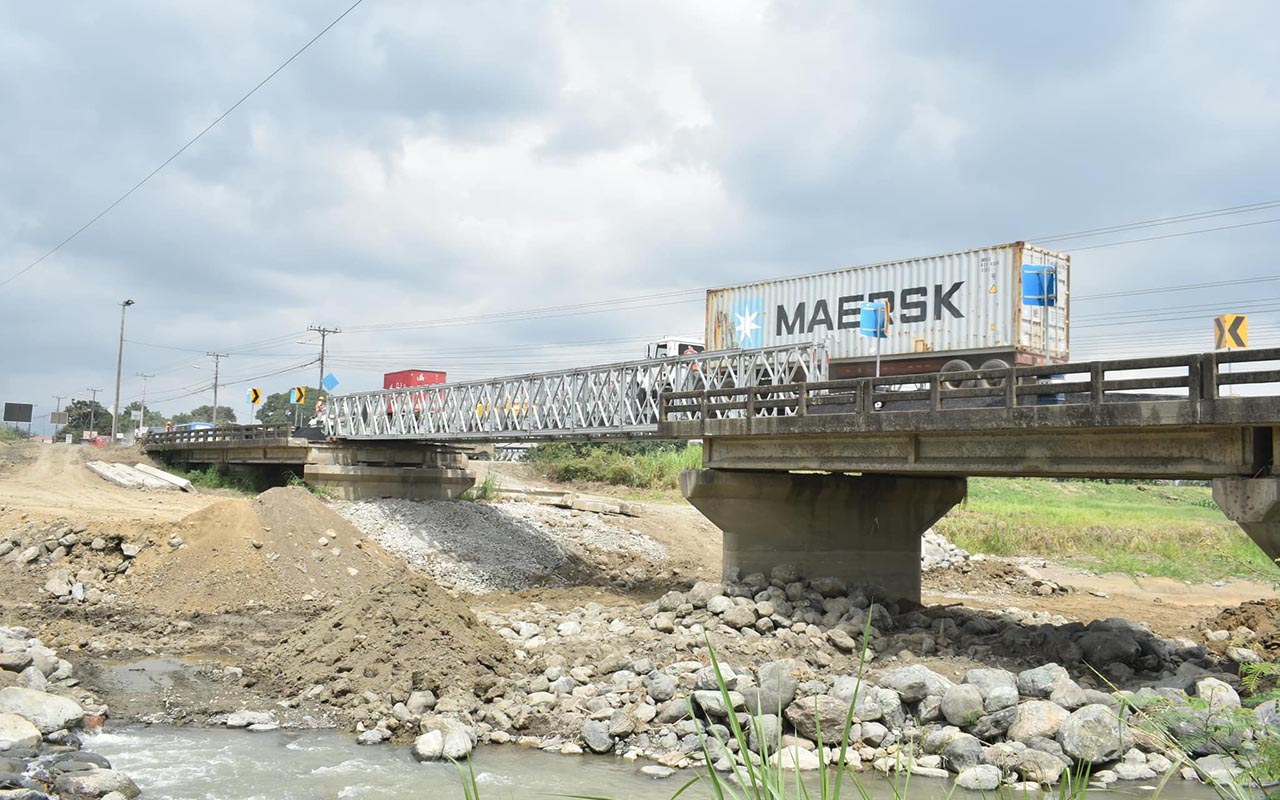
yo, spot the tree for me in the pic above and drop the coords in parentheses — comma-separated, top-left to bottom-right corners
(57, 399, 111, 439)
(256, 387, 321, 425)
(120, 401, 165, 430)
(172, 405, 237, 426)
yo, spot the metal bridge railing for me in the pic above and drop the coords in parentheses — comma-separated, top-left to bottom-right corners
(144, 423, 295, 448)
(322, 343, 828, 441)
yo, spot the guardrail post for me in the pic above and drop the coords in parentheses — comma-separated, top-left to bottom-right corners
(929, 374, 941, 411)
(746, 386, 757, 420)
(798, 384, 809, 417)
(1005, 367, 1018, 409)
(1090, 362, 1105, 407)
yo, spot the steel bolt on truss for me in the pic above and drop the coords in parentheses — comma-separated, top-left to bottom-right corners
(321, 344, 829, 441)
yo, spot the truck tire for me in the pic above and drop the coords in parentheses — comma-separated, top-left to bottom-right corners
(940, 359, 974, 390)
(979, 358, 1011, 388)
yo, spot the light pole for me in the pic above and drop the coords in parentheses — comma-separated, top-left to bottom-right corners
(111, 299, 135, 443)
(52, 395, 65, 442)
(136, 372, 154, 435)
(86, 387, 102, 434)
(206, 353, 227, 426)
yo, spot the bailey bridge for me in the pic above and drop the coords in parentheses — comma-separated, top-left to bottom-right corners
(144, 344, 1280, 602)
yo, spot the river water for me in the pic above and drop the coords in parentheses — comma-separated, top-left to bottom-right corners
(84, 725, 1217, 800)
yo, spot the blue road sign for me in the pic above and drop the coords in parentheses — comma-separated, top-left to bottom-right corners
(322, 373, 340, 391)
(859, 302, 887, 338)
(1022, 264, 1057, 307)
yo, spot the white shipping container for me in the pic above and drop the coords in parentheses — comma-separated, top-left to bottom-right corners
(705, 242, 1069, 376)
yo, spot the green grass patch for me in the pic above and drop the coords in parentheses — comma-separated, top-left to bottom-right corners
(528, 442, 702, 491)
(182, 465, 260, 494)
(937, 477, 1275, 582)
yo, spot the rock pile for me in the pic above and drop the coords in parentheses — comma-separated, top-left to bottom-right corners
(0, 624, 140, 798)
(921, 530, 970, 571)
(0, 522, 140, 607)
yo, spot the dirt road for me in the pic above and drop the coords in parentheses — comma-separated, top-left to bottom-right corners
(0, 442, 217, 524)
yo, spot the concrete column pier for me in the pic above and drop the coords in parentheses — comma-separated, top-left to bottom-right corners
(303, 465, 475, 501)
(1213, 478, 1280, 564)
(680, 469, 967, 602)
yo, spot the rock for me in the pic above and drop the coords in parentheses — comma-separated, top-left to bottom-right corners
(955, 764, 1001, 791)
(785, 695, 848, 742)
(877, 665, 954, 703)
(723, 605, 758, 631)
(772, 745, 821, 771)
(411, 730, 445, 761)
(706, 596, 734, 615)
(692, 690, 744, 718)
(746, 660, 799, 715)
(1228, 646, 1261, 664)
(53, 769, 141, 799)
(640, 765, 676, 779)
(1193, 754, 1242, 782)
(1007, 700, 1068, 742)
(1077, 631, 1140, 666)
(985, 685, 1019, 712)
(645, 673, 678, 703)
(1049, 681, 1088, 711)
(0, 654, 32, 673)
(969, 706, 1018, 742)
(0, 687, 84, 733)
(225, 710, 273, 729)
(44, 570, 73, 598)
(941, 684, 985, 728)
(1058, 703, 1132, 763)
(747, 714, 783, 755)
(687, 581, 724, 607)
(827, 629, 857, 653)
(656, 591, 684, 612)
(582, 720, 614, 754)
(1195, 677, 1241, 713)
(855, 687, 906, 729)
(942, 734, 984, 772)
(0, 713, 41, 748)
(357, 728, 389, 745)
(1016, 749, 1068, 784)
(963, 668, 1018, 698)
(120, 543, 141, 558)
(1018, 664, 1070, 698)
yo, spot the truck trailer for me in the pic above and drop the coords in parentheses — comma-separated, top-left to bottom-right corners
(705, 241, 1069, 381)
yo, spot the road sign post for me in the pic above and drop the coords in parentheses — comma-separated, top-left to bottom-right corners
(1215, 314, 1248, 350)
(1022, 264, 1058, 366)
(859, 302, 888, 377)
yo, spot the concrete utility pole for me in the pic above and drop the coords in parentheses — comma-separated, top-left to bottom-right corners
(111, 299, 135, 444)
(308, 325, 340, 402)
(136, 372, 154, 434)
(52, 395, 65, 442)
(206, 353, 228, 426)
(86, 388, 102, 433)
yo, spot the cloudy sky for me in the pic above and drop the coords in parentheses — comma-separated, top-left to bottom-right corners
(2, 0, 1278, 429)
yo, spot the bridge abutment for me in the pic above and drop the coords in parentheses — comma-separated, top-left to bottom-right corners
(680, 469, 966, 603)
(303, 464, 474, 500)
(1213, 477, 1280, 564)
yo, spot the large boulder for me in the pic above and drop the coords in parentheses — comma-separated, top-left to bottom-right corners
(1058, 704, 1132, 763)
(53, 769, 141, 799)
(582, 720, 614, 754)
(955, 764, 1001, 791)
(0, 687, 84, 734)
(963, 668, 1018, 698)
(748, 660, 800, 715)
(411, 730, 444, 762)
(877, 665, 954, 703)
(0, 712, 41, 748)
(941, 684, 985, 728)
(942, 734, 984, 772)
(785, 695, 848, 742)
(1018, 664, 1071, 698)
(1007, 700, 1068, 743)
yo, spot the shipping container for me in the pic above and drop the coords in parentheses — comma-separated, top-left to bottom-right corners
(705, 242, 1069, 379)
(383, 370, 447, 391)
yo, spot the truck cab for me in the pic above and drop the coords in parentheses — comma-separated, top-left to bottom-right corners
(646, 338, 706, 360)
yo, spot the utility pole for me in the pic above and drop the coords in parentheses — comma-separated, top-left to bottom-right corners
(52, 395, 65, 443)
(136, 373, 154, 434)
(206, 353, 228, 426)
(111, 298, 135, 444)
(308, 325, 340, 403)
(86, 387, 102, 433)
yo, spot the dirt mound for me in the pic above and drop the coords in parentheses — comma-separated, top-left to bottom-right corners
(1201, 599, 1280, 656)
(263, 582, 510, 705)
(128, 487, 408, 613)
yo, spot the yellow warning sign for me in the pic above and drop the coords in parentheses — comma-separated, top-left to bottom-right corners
(1214, 314, 1248, 350)
(248, 388, 262, 404)
(290, 387, 307, 405)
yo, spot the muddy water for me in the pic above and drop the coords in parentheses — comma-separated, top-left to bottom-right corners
(84, 725, 1218, 800)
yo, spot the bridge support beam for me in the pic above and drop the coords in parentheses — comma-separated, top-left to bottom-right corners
(1213, 478, 1280, 565)
(680, 469, 966, 603)
(303, 465, 474, 501)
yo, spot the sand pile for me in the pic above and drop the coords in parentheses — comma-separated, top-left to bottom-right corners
(263, 581, 510, 703)
(128, 487, 409, 613)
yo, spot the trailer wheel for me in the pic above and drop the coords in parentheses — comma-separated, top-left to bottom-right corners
(979, 358, 1011, 388)
(940, 359, 974, 390)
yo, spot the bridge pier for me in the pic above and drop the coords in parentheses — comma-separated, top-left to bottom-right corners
(303, 464, 474, 501)
(1213, 478, 1280, 565)
(680, 469, 967, 603)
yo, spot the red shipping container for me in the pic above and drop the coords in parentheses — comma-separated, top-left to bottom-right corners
(383, 370, 447, 390)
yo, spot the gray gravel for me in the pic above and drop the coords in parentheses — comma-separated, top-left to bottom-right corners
(334, 498, 665, 593)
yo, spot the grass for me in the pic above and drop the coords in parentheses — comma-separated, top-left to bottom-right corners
(461, 474, 501, 502)
(182, 465, 260, 494)
(528, 442, 702, 492)
(0, 425, 31, 442)
(935, 478, 1274, 582)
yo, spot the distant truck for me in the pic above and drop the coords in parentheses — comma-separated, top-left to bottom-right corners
(383, 370, 447, 390)
(705, 241, 1069, 384)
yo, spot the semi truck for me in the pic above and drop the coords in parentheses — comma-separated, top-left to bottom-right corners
(704, 241, 1069, 384)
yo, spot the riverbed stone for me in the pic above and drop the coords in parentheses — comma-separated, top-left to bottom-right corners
(0, 687, 84, 733)
(1007, 700, 1068, 742)
(941, 684, 985, 728)
(772, 745, 820, 771)
(582, 720, 615, 754)
(877, 665, 953, 703)
(411, 730, 444, 761)
(1018, 664, 1071, 697)
(1195, 677, 1241, 713)
(955, 764, 1001, 791)
(225, 710, 273, 728)
(1058, 703, 1132, 763)
(942, 734, 984, 772)
(53, 769, 141, 799)
(785, 695, 846, 742)
(963, 668, 1018, 698)
(0, 713, 40, 748)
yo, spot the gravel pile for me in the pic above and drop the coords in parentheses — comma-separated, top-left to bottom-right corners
(334, 499, 665, 593)
(921, 530, 970, 571)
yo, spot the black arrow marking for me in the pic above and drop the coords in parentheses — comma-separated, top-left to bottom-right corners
(1228, 315, 1246, 347)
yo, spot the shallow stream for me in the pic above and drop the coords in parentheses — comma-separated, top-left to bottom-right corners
(83, 724, 1223, 800)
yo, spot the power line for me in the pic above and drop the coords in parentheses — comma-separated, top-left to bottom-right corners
(0, 0, 364, 290)
(1029, 199, 1280, 244)
(1063, 217, 1280, 253)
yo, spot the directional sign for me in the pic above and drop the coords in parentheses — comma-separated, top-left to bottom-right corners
(1021, 264, 1058, 307)
(1215, 314, 1248, 350)
(322, 373, 340, 392)
(858, 302, 888, 339)
(290, 387, 307, 405)
(247, 388, 262, 404)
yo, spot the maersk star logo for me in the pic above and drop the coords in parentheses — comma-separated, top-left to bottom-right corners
(733, 298, 764, 348)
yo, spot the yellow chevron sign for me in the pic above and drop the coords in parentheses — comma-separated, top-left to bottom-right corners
(1214, 314, 1247, 350)
(247, 388, 262, 404)
(290, 387, 307, 404)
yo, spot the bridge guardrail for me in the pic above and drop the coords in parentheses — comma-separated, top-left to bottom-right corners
(144, 423, 295, 447)
(660, 347, 1280, 425)
(323, 343, 829, 440)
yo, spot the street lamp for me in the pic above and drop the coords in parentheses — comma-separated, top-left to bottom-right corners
(111, 299, 135, 444)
